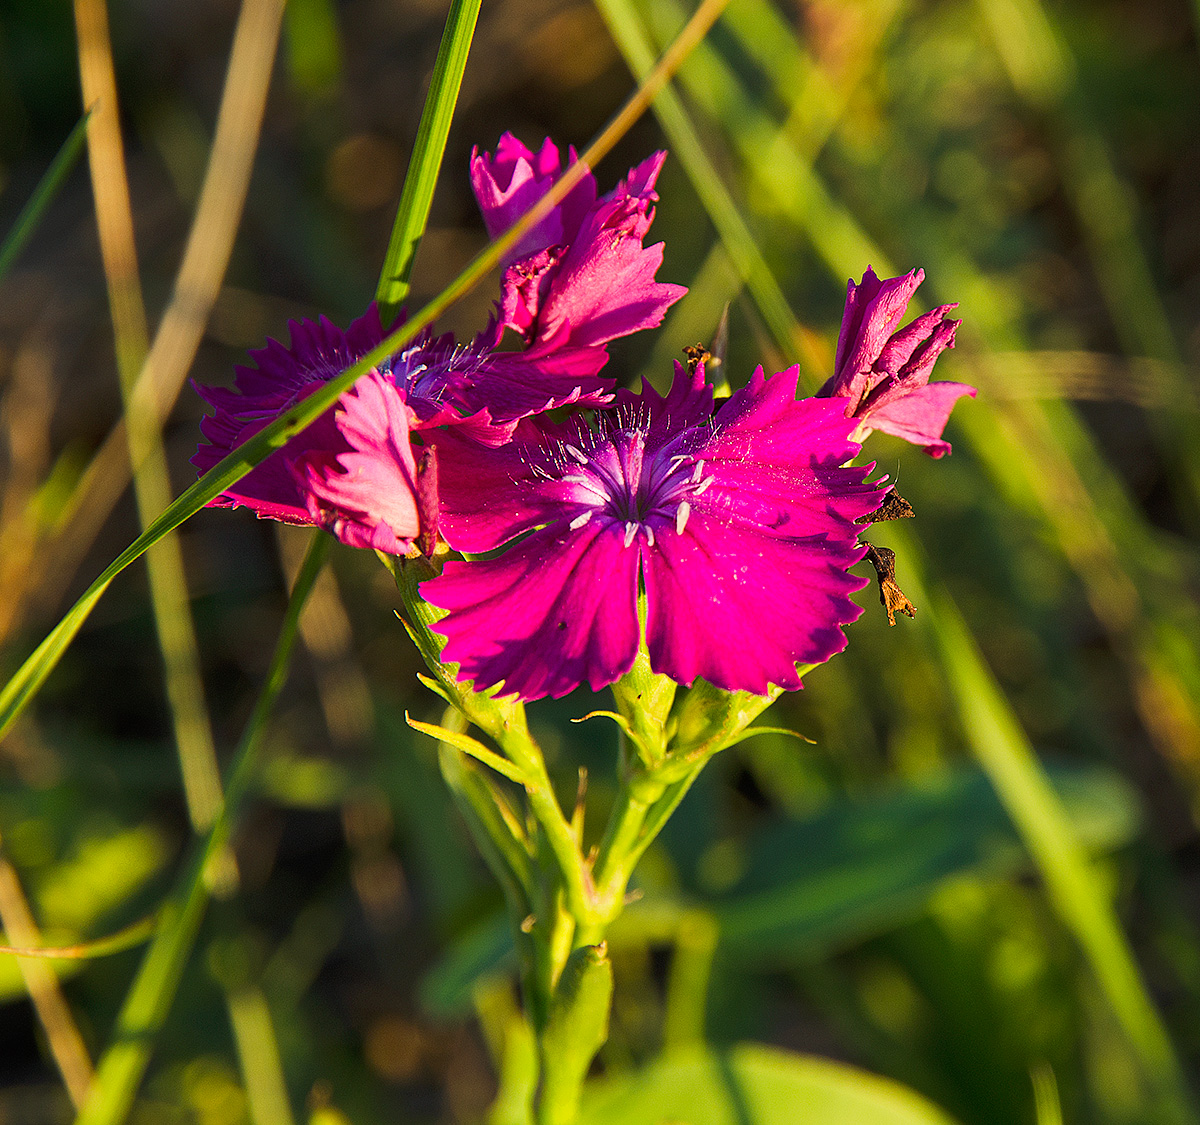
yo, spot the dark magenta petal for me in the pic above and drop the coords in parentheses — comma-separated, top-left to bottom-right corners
(423, 521, 640, 700)
(610, 362, 714, 450)
(193, 394, 344, 524)
(425, 361, 886, 701)
(431, 419, 584, 552)
(297, 371, 421, 554)
(862, 381, 977, 458)
(487, 146, 685, 360)
(643, 518, 870, 694)
(469, 134, 597, 263)
(828, 268, 922, 403)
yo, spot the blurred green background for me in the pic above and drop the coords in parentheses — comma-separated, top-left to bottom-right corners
(0, 0, 1198, 1122)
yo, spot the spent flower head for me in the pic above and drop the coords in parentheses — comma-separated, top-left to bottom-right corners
(820, 267, 974, 457)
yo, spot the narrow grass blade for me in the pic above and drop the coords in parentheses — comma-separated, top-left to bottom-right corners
(906, 546, 1194, 1121)
(376, 0, 482, 320)
(594, 0, 815, 373)
(0, 113, 90, 283)
(75, 0, 223, 832)
(0, 0, 729, 754)
(74, 531, 330, 1125)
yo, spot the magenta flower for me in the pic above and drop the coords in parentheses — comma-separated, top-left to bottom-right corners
(819, 267, 974, 457)
(421, 365, 886, 701)
(472, 135, 685, 379)
(192, 302, 615, 539)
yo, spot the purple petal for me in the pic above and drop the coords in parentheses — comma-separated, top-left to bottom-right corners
(423, 521, 640, 700)
(193, 390, 344, 524)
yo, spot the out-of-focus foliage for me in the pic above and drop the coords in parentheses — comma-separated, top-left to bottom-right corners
(0, 0, 1198, 1122)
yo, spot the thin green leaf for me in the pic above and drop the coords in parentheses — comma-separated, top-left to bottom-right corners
(376, 0, 482, 321)
(0, 113, 90, 284)
(924, 573, 1193, 1121)
(407, 713, 530, 785)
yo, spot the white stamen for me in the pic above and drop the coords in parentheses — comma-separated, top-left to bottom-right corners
(564, 443, 589, 464)
(675, 502, 691, 536)
(693, 475, 715, 496)
(569, 511, 593, 531)
(645, 525, 656, 548)
(690, 459, 705, 483)
(623, 522, 638, 548)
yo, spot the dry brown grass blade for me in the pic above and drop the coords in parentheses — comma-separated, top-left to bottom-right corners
(1, 0, 286, 644)
(0, 849, 94, 1109)
(75, 0, 224, 832)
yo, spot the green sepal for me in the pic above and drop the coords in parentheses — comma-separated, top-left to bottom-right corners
(571, 709, 654, 764)
(610, 641, 677, 766)
(718, 724, 815, 750)
(668, 669, 819, 763)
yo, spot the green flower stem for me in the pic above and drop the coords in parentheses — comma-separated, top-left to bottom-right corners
(391, 558, 595, 940)
(587, 773, 665, 929)
(536, 944, 613, 1125)
(376, 0, 482, 322)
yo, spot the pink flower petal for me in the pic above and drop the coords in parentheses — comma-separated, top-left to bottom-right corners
(424, 521, 641, 700)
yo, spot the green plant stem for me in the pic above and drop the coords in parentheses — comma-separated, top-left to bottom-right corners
(376, 0, 482, 322)
(587, 774, 663, 925)
(74, 532, 331, 1125)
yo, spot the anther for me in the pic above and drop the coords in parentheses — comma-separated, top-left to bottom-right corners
(676, 502, 691, 536)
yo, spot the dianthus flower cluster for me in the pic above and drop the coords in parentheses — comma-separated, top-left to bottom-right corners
(195, 135, 974, 701)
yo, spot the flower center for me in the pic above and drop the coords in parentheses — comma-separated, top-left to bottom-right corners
(557, 425, 715, 548)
